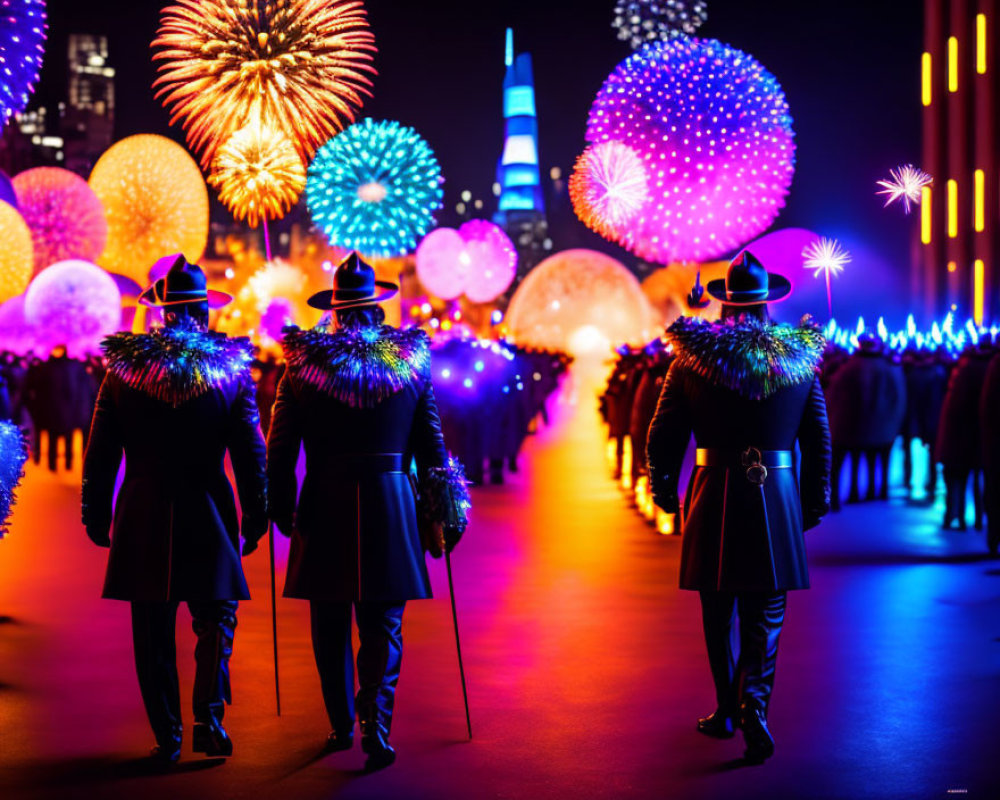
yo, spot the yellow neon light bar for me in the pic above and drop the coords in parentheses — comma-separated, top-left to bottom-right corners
(948, 261, 957, 273)
(947, 179, 958, 237)
(975, 169, 985, 231)
(922, 52, 933, 105)
(974, 259, 985, 325)
(949, 36, 959, 92)
(921, 186, 932, 243)
(977, 14, 987, 74)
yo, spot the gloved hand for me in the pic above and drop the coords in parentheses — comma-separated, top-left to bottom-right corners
(444, 523, 465, 554)
(241, 514, 268, 555)
(86, 522, 111, 548)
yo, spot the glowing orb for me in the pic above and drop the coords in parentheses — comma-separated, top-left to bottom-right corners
(208, 123, 306, 228)
(89, 134, 209, 284)
(613, 0, 707, 49)
(12, 167, 108, 276)
(306, 119, 443, 258)
(0, 200, 33, 303)
(153, 0, 376, 169)
(876, 164, 932, 214)
(0, 0, 46, 125)
(23, 259, 121, 352)
(506, 249, 658, 356)
(587, 38, 795, 264)
(416, 221, 517, 303)
(416, 228, 468, 300)
(570, 141, 649, 243)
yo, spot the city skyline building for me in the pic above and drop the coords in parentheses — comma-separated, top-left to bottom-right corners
(61, 34, 115, 176)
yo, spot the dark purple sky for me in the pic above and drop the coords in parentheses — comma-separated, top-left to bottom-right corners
(37, 0, 923, 318)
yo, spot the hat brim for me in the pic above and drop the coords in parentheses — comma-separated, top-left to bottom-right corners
(705, 273, 792, 305)
(138, 284, 233, 309)
(307, 281, 399, 311)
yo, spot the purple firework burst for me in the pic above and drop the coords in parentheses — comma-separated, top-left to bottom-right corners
(0, 0, 47, 126)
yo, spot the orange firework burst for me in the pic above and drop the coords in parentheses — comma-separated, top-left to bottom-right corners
(209, 123, 306, 228)
(152, 0, 376, 169)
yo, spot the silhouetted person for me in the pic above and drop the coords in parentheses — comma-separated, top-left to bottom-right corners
(82, 255, 267, 764)
(25, 345, 96, 471)
(648, 252, 831, 763)
(901, 347, 948, 498)
(267, 253, 468, 771)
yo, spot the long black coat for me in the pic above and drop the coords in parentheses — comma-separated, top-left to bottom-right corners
(826, 348, 906, 450)
(82, 327, 267, 602)
(267, 325, 450, 603)
(647, 317, 831, 593)
(936, 345, 994, 469)
(25, 355, 97, 434)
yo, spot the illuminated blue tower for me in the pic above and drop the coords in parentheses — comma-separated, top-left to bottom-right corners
(495, 28, 545, 220)
(494, 29, 549, 283)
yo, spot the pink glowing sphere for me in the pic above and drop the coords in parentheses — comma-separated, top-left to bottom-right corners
(415, 221, 518, 303)
(23, 260, 122, 353)
(261, 297, 295, 342)
(457, 220, 517, 303)
(586, 37, 795, 264)
(416, 227, 470, 300)
(506, 249, 658, 357)
(12, 167, 108, 276)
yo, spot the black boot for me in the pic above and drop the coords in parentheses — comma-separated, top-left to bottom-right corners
(735, 592, 786, 763)
(360, 713, 395, 771)
(739, 701, 774, 762)
(131, 603, 183, 763)
(698, 592, 738, 739)
(697, 709, 735, 739)
(150, 723, 182, 765)
(191, 601, 237, 757)
(326, 730, 354, 752)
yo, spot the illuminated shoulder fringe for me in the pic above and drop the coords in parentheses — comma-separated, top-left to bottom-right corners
(281, 325, 430, 408)
(102, 325, 254, 406)
(0, 421, 28, 538)
(418, 457, 472, 557)
(666, 315, 825, 400)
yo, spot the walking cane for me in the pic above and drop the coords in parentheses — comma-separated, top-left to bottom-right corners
(445, 549, 472, 740)
(268, 520, 281, 716)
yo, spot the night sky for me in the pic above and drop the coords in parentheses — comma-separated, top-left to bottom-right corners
(37, 0, 923, 320)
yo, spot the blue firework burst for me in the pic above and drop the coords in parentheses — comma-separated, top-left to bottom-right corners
(306, 118, 443, 259)
(0, 0, 47, 126)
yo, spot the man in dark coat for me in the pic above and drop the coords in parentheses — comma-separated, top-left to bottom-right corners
(980, 349, 1000, 555)
(901, 347, 947, 498)
(647, 251, 831, 762)
(936, 340, 994, 529)
(24, 346, 97, 472)
(267, 253, 469, 770)
(82, 256, 267, 764)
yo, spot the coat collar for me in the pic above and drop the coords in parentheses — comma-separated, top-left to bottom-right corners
(281, 324, 430, 409)
(101, 324, 254, 406)
(666, 315, 825, 400)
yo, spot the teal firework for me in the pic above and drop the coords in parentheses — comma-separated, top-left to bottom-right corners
(306, 119, 443, 259)
(0, 420, 28, 537)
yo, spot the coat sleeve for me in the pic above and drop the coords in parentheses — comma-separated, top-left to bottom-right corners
(797, 376, 832, 530)
(81, 376, 123, 536)
(265, 372, 302, 527)
(228, 376, 268, 540)
(646, 361, 691, 514)
(411, 380, 470, 532)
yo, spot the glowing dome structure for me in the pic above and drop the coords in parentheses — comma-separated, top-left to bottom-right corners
(506, 249, 658, 356)
(641, 260, 726, 325)
(89, 134, 209, 284)
(586, 37, 795, 264)
(23, 259, 121, 354)
(0, 0, 47, 126)
(0, 200, 33, 303)
(12, 167, 108, 275)
(306, 119, 443, 258)
(416, 228, 468, 300)
(153, 0, 376, 169)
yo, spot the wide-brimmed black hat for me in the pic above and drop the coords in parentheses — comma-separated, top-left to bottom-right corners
(706, 250, 792, 306)
(307, 252, 398, 311)
(138, 254, 233, 309)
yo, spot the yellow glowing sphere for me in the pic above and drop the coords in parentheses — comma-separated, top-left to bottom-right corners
(0, 202, 34, 303)
(209, 124, 306, 228)
(153, 0, 376, 169)
(89, 134, 209, 284)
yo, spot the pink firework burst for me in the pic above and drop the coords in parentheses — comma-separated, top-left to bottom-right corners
(12, 167, 108, 276)
(876, 164, 932, 213)
(569, 141, 649, 243)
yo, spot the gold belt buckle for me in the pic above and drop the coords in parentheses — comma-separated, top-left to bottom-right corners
(742, 447, 768, 486)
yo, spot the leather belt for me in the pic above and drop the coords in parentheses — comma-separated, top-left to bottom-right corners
(695, 448, 792, 486)
(325, 453, 405, 477)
